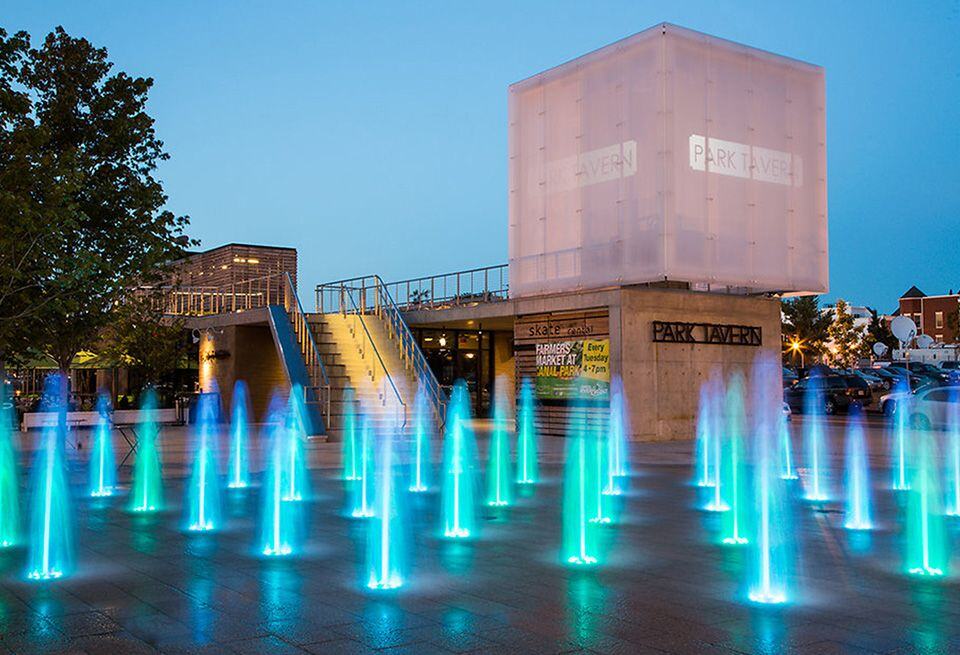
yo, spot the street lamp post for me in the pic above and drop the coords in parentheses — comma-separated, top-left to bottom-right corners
(789, 339, 805, 368)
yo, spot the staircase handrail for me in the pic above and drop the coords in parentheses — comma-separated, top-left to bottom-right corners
(281, 273, 331, 430)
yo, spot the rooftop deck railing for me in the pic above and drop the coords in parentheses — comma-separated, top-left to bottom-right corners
(383, 264, 509, 312)
(145, 273, 287, 316)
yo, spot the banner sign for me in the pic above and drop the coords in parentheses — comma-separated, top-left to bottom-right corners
(653, 321, 762, 346)
(535, 339, 610, 400)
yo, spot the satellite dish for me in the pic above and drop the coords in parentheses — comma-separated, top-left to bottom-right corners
(873, 342, 889, 357)
(890, 316, 917, 343)
(917, 334, 935, 348)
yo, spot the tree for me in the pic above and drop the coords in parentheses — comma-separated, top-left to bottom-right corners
(826, 299, 866, 368)
(781, 296, 831, 365)
(864, 308, 897, 359)
(0, 27, 191, 376)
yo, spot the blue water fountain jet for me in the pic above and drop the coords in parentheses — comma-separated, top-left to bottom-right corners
(844, 409, 873, 530)
(562, 402, 601, 566)
(748, 354, 790, 604)
(441, 381, 478, 539)
(590, 419, 612, 524)
(283, 385, 310, 502)
(905, 430, 947, 577)
(947, 388, 960, 517)
(367, 422, 408, 589)
(27, 374, 74, 580)
(185, 391, 222, 532)
(486, 381, 513, 507)
(130, 388, 163, 513)
(720, 373, 749, 545)
(260, 395, 301, 556)
(0, 386, 20, 548)
(227, 381, 251, 489)
(778, 406, 798, 480)
(515, 377, 539, 485)
(695, 372, 720, 488)
(409, 385, 432, 493)
(803, 377, 830, 502)
(88, 394, 117, 498)
(349, 417, 374, 518)
(891, 377, 912, 491)
(342, 386, 360, 481)
(604, 375, 628, 493)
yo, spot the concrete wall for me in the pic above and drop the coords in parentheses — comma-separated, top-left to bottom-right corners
(617, 287, 782, 441)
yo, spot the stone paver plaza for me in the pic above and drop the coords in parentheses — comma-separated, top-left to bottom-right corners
(0, 416, 958, 655)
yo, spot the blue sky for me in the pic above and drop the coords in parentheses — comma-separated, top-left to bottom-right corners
(3, 1, 958, 312)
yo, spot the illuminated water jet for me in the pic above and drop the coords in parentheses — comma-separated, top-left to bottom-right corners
(720, 373, 749, 545)
(366, 424, 407, 589)
(441, 381, 478, 539)
(562, 404, 600, 566)
(342, 386, 360, 481)
(88, 394, 116, 498)
(348, 417, 374, 518)
(260, 395, 301, 557)
(0, 387, 20, 548)
(843, 410, 873, 530)
(803, 377, 830, 502)
(604, 375, 628, 494)
(27, 374, 73, 580)
(905, 430, 947, 577)
(130, 388, 163, 513)
(778, 409, 797, 480)
(283, 386, 310, 502)
(694, 374, 718, 488)
(185, 391, 221, 532)
(515, 377, 538, 485)
(486, 382, 513, 507)
(227, 381, 251, 489)
(891, 377, 911, 491)
(409, 385, 431, 493)
(947, 388, 960, 517)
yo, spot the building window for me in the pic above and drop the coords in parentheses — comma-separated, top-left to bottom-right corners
(914, 313, 921, 326)
(936, 311, 944, 328)
(936, 334, 944, 343)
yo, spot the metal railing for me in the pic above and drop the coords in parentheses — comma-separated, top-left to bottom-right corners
(281, 273, 331, 432)
(381, 264, 508, 312)
(317, 275, 445, 426)
(146, 273, 287, 316)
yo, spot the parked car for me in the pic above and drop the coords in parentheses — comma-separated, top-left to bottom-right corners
(940, 361, 960, 371)
(909, 385, 960, 430)
(783, 375, 859, 415)
(782, 367, 798, 388)
(889, 362, 950, 384)
(879, 382, 941, 418)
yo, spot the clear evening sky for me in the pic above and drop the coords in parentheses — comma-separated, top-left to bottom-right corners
(3, 2, 958, 312)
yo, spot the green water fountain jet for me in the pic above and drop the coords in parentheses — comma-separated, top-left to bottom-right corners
(515, 377, 538, 485)
(130, 388, 163, 513)
(185, 391, 221, 531)
(88, 394, 116, 498)
(905, 430, 947, 577)
(486, 382, 513, 507)
(604, 375, 628, 493)
(590, 419, 612, 524)
(948, 388, 960, 517)
(409, 385, 431, 493)
(227, 380, 251, 489)
(720, 373, 749, 545)
(342, 386, 360, 481)
(27, 375, 73, 580)
(562, 404, 601, 566)
(0, 387, 20, 548)
(441, 381, 478, 539)
(367, 424, 408, 589)
(844, 410, 873, 530)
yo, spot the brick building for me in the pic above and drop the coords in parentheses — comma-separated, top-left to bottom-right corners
(172, 243, 297, 289)
(896, 286, 960, 344)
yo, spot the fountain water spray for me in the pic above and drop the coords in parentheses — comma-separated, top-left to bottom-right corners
(227, 381, 251, 489)
(441, 381, 478, 539)
(590, 419, 612, 524)
(749, 354, 790, 604)
(562, 403, 601, 566)
(778, 406, 797, 480)
(27, 374, 73, 580)
(803, 377, 830, 501)
(409, 385, 431, 492)
(130, 388, 163, 513)
(283, 385, 310, 502)
(515, 377, 538, 485)
(720, 373, 749, 545)
(843, 409, 873, 530)
(947, 388, 960, 517)
(604, 375, 628, 495)
(88, 394, 116, 498)
(891, 377, 911, 491)
(349, 417, 374, 518)
(486, 381, 513, 507)
(367, 423, 408, 589)
(905, 429, 947, 577)
(695, 372, 720, 488)
(260, 395, 301, 556)
(0, 387, 20, 548)
(185, 391, 221, 532)
(342, 387, 360, 481)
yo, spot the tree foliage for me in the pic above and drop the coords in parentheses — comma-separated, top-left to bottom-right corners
(0, 27, 191, 371)
(863, 308, 897, 359)
(99, 292, 187, 386)
(826, 299, 866, 368)
(781, 296, 831, 365)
